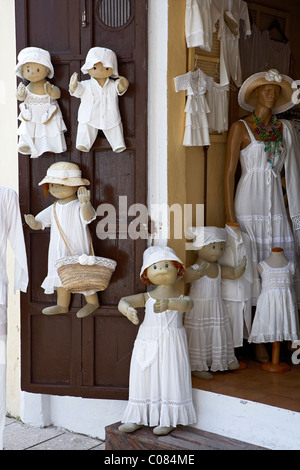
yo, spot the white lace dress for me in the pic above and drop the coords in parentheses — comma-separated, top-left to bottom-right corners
(235, 120, 297, 304)
(121, 294, 196, 428)
(17, 87, 67, 158)
(184, 265, 237, 372)
(248, 261, 300, 343)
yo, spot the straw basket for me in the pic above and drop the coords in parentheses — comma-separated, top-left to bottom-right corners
(55, 255, 117, 293)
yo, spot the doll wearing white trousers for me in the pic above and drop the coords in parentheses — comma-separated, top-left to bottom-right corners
(69, 47, 129, 153)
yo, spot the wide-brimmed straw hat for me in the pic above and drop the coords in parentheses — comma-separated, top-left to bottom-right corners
(81, 47, 119, 77)
(15, 47, 54, 79)
(238, 69, 294, 114)
(140, 246, 185, 285)
(39, 162, 90, 187)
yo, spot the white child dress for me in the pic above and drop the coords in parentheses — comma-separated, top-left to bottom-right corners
(17, 87, 67, 158)
(184, 265, 237, 372)
(121, 293, 196, 428)
(248, 261, 300, 343)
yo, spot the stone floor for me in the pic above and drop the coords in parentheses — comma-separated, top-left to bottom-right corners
(3, 416, 105, 450)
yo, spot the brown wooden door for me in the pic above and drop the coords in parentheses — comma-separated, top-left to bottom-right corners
(16, 0, 147, 399)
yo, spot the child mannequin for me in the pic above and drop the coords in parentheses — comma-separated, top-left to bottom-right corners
(15, 47, 67, 158)
(24, 161, 99, 318)
(69, 47, 129, 153)
(248, 247, 300, 344)
(118, 246, 196, 436)
(184, 226, 246, 379)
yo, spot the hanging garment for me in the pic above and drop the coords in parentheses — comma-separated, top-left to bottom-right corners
(185, 0, 216, 51)
(219, 225, 253, 347)
(234, 120, 300, 305)
(248, 261, 300, 343)
(211, 0, 251, 87)
(0, 186, 28, 451)
(174, 68, 211, 146)
(121, 294, 196, 428)
(206, 81, 229, 133)
(184, 265, 237, 372)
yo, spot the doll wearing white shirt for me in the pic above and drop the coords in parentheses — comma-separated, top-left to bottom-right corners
(69, 47, 129, 153)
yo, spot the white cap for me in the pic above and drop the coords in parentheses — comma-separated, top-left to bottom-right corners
(15, 47, 54, 79)
(140, 246, 184, 279)
(81, 47, 119, 77)
(188, 226, 227, 249)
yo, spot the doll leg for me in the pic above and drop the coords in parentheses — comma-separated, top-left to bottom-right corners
(103, 122, 126, 153)
(76, 293, 99, 318)
(42, 287, 71, 315)
(118, 423, 143, 433)
(192, 370, 213, 380)
(153, 426, 175, 436)
(76, 123, 98, 152)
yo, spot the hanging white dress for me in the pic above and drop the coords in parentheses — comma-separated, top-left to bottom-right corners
(184, 265, 237, 372)
(17, 87, 67, 158)
(206, 81, 229, 133)
(0, 186, 28, 451)
(248, 261, 300, 343)
(174, 69, 211, 146)
(185, 0, 214, 51)
(234, 120, 300, 305)
(121, 294, 196, 428)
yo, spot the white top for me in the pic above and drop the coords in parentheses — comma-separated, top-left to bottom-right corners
(71, 77, 125, 130)
(35, 199, 96, 294)
(185, 0, 216, 51)
(0, 186, 28, 306)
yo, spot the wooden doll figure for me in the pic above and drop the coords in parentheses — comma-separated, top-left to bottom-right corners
(15, 47, 67, 158)
(24, 161, 99, 318)
(69, 47, 129, 153)
(118, 246, 196, 436)
(184, 226, 246, 380)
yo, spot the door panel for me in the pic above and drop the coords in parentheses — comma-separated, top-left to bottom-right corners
(16, 0, 147, 399)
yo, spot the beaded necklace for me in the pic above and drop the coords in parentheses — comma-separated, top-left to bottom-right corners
(252, 112, 284, 169)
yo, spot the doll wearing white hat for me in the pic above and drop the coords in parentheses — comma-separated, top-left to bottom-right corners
(118, 245, 196, 436)
(24, 162, 99, 318)
(15, 47, 67, 158)
(184, 226, 246, 379)
(69, 47, 129, 153)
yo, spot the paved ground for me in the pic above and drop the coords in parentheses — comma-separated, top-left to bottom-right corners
(3, 416, 105, 450)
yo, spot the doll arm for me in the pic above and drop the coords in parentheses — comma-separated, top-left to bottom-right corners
(24, 214, 43, 231)
(16, 82, 26, 101)
(117, 76, 129, 95)
(154, 296, 194, 314)
(44, 82, 61, 100)
(69, 72, 86, 97)
(118, 293, 146, 325)
(221, 256, 247, 280)
(183, 261, 210, 283)
(77, 187, 96, 222)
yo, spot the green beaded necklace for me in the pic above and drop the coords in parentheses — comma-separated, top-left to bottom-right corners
(252, 112, 284, 169)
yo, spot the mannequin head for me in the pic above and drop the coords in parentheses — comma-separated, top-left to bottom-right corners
(21, 62, 50, 83)
(197, 241, 226, 263)
(146, 260, 180, 286)
(255, 84, 281, 111)
(87, 61, 114, 80)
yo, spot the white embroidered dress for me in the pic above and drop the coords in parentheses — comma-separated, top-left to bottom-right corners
(35, 199, 96, 294)
(17, 87, 67, 159)
(184, 265, 237, 372)
(121, 294, 196, 428)
(248, 261, 300, 343)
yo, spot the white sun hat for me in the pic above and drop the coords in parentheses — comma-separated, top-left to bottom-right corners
(38, 161, 90, 187)
(238, 69, 294, 114)
(15, 47, 54, 79)
(140, 246, 185, 285)
(188, 226, 227, 249)
(81, 47, 119, 77)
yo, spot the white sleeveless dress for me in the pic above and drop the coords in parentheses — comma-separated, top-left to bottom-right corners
(248, 261, 300, 343)
(184, 265, 237, 372)
(235, 120, 296, 304)
(121, 294, 196, 428)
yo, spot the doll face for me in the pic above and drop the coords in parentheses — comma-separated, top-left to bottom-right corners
(88, 62, 113, 79)
(21, 62, 49, 82)
(197, 241, 226, 262)
(146, 261, 178, 286)
(255, 84, 281, 110)
(49, 183, 78, 200)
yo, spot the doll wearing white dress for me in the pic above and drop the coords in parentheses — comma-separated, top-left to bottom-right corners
(118, 246, 196, 436)
(15, 47, 67, 158)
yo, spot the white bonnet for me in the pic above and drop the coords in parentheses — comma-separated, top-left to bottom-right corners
(15, 47, 54, 79)
(81, 47, 119, 77)
(140, 246, 184, 284)
(188, 226, 227, 249)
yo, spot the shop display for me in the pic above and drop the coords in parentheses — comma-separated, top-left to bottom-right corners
(118, 246, 196, 436)
(15, 47, 67, 158)
(69, 47, 128, 153)
(220, 223, 253, 347)
(24, 161, 102, 319)
(184, 226, 245, 379)
(0, 186, 28, 451)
